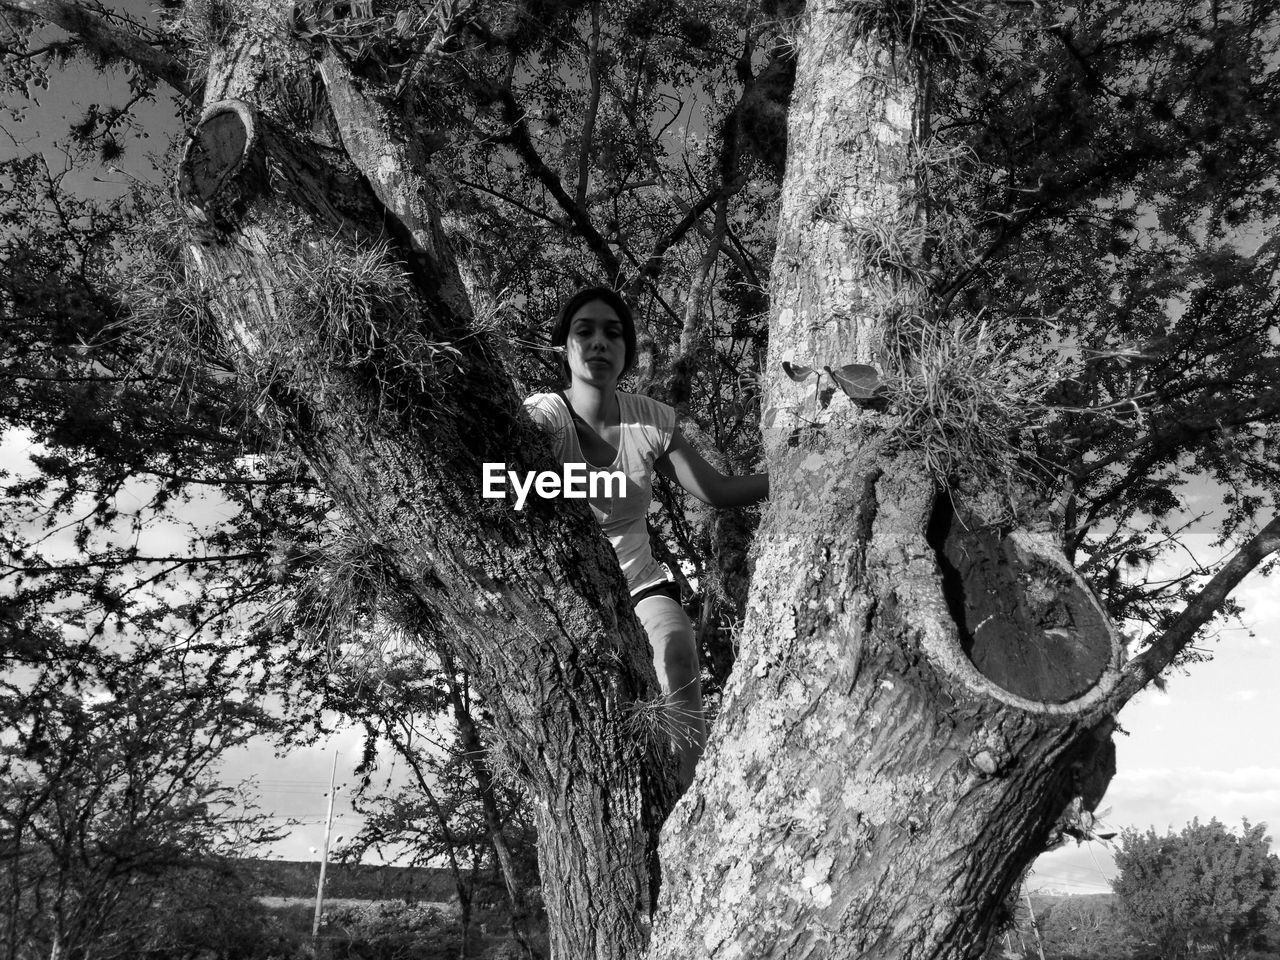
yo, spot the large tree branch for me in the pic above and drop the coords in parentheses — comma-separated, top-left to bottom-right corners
(174, 68, 677, 955)
(318, 52, 473, 320)
(1069, 385, 1280, 553)
(1103, 515, 1280, 711)
(495, 79, 623, 281)
(634, 171, 748, 289)
(575, 2, 601, 209)
(0, 0, 196, 99)
(676, 194, 729, 359)
(619, 35, 784, 290)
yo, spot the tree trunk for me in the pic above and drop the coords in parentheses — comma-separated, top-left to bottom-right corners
(178, 10, 1124, 959)
(9, 0, 1280, 957)
(648, 12, 1122, 960)
(172, 10, 674, 959)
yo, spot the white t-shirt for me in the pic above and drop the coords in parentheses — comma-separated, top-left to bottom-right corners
(523, 391, 676, 595)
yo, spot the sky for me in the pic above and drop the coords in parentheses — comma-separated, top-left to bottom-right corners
(232, 564, 1280, 894)
(2, 7, 1279, 900)
(1033, 566, 1280, 893)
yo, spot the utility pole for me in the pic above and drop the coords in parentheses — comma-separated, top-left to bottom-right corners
(1023, 889, 1048, 960)
(312, 753, 339, 939)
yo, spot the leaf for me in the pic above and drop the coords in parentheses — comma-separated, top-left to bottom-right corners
(782, 361, 817, 382)
(825, 363, 886, 401)
(286, 6, 316, 38)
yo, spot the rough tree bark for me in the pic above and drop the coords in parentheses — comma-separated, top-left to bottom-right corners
(9, 1, 1280, 959)
(167, 10, 676, 960)
(648, 7, 1280, 958)
(649, 11, 1126, 959)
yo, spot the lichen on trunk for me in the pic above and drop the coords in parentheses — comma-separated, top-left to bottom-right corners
(648, 9, 1121, 959)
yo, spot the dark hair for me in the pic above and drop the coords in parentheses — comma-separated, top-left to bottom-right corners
(552, 286, 637, 380)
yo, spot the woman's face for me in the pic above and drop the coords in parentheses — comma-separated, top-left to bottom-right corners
(565, 299, 626, 387)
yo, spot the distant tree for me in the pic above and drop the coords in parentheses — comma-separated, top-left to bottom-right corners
(1037, 894, 1134, 960)
(1112, 819, 1280, 960)
(129, 864, 294, 960)
(0, 640, 282, 960)
(330, 646, 542, 959)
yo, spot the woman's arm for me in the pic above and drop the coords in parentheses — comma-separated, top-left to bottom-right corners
(655, 428, 769, 507)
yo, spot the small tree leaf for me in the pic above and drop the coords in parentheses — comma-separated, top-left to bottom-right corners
(782, 361, 817, 382)
(825, 363, 882, 399)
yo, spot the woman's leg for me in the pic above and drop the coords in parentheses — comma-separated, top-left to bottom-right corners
(633, 593, 706, 790)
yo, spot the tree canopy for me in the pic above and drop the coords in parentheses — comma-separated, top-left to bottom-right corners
(0, 634, 283, 960)
(2, 1, 1279, 958)
(1114, 819, 1280, 960)
(3, 0, 1277, 666)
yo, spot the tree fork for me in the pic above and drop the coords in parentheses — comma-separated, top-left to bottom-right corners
(7, 1, 1280, 958)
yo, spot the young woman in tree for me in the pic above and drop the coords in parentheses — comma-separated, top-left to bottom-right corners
(524, 286, 769, 790)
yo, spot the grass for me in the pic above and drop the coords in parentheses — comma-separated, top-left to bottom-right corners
(262, 897, 544, 959)
(840, 0, 987, 60)
(883, 313, 1062, 485)
(622, 686, 703, 753)
(121, 220, 462, 434)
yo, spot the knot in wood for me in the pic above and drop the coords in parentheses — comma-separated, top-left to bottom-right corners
(177, 99, 267, 234)
(969, 749, 999, 776)
(928, 500, 1116, 705)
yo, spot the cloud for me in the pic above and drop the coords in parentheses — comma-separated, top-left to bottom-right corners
(1229, 689, 1259, 702)
(1036, 767, 1280, 890)
(1133, 539, 1278, 651)
(1232, 573, 1280, 648)
(1033, 843, 1117, 896)
(0, 427, 36, 465)
(1118, 766, 1280, 789)
(1105, 767, 1280, 836)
